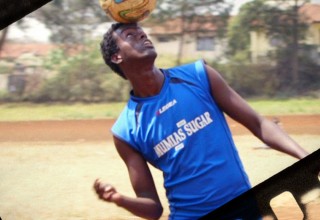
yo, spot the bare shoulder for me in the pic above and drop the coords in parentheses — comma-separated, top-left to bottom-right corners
(203, 63, 262, 126)
(206, 62, 230, 79)
(203, 63, 234, 103)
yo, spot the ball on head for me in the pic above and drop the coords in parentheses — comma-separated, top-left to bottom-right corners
(99, 0, 157, 23)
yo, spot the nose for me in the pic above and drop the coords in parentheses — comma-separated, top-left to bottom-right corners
(138, 30, 147, 39)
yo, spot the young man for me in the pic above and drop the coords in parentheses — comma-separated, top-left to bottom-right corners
(93, 22, 309, 220)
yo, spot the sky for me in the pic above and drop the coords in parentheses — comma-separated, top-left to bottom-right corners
(231, 0, 253, 14)
(7, 17, 51, 43)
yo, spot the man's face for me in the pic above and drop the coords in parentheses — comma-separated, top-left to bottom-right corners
(112, 23, 157, 64)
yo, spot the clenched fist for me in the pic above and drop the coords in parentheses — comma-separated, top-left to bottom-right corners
(93, 179, 121, 203)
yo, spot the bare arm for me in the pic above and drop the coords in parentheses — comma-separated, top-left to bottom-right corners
(204, 64, 309, 159)
(94, 136, 163, 220)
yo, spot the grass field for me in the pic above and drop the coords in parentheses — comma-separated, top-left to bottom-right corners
(0, 98, 319, 121)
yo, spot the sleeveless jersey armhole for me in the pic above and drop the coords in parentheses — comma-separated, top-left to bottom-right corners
(195, 59, 212, 95)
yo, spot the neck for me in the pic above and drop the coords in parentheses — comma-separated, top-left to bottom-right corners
(127, 65, 164, 98)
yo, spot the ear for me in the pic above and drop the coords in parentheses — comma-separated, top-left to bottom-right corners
(111, 53, 123, 64)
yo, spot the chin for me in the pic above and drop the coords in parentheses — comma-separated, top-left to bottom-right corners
(144, 50, 157, 61)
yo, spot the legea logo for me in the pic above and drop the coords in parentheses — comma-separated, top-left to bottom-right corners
(156, 99, 177, 115)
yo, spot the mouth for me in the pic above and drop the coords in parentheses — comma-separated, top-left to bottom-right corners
(143, 40, 154, 48)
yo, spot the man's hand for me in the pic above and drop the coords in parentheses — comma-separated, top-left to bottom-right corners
(93, 179, 120, 203)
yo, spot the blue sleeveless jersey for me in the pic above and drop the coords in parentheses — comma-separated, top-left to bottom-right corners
(112, 60, 251, 219)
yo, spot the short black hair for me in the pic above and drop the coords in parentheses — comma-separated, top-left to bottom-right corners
(100, 23, 127, 79)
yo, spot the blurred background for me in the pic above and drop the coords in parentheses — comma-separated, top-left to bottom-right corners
(0, 0, 319, 104)
(0, 1, 319, 219)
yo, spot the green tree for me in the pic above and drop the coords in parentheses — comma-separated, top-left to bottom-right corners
(151, 0, 232, 65)
(227, 0, 267, 61)
(33, 0, 107, 49)
(227, 0, 313, 92)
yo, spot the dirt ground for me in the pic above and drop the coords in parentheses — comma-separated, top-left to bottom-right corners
(0, 115, 319, 220)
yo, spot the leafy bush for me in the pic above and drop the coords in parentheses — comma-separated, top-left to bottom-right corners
(32, 43, 130, 103)
(210, 51, 320, 98)
(212, 62, 280, 98)
(0, 64, 13, 75)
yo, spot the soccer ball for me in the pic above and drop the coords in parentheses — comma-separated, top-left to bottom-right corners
(99, 0, 157, 23)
